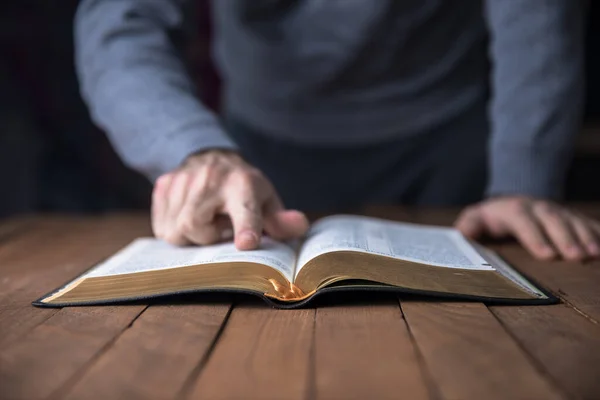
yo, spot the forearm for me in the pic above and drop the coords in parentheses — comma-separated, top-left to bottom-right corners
(484, 0, 585, 199)
(75, 0, 236, 181)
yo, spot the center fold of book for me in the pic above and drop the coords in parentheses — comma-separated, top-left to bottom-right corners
(267, 278, 306, 300)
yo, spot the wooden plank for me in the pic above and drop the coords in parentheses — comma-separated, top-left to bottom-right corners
(61, 304, 232, 400)
(0, 219, 95, 348)
(314, 301, 431, 400)
(491, 304, 600, 400)
(0, 215, 150, 348)
(0, 215, 152, 399)
(496, 246, 600, 323)
(0, 305, 145, 400)
(401, 302, 565, 400)
(188, 304, 314, 400)
(0, 215, 147, 294)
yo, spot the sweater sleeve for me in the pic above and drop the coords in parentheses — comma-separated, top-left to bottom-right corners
(483, 0, 585, 200)
(74, 0, 237, 181)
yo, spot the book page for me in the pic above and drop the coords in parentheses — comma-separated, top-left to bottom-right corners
(473, 244, 548, 299)
(296, 215, 491, 278)
(85, 237, 296, 282)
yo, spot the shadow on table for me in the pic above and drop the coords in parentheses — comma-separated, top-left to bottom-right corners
(82, 290, 479, 310)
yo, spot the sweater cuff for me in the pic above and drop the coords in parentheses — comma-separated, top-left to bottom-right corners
(146, 123, 238, 181)
(486, 142, 571, 200)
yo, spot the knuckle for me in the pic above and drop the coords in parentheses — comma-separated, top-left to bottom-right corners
(234, 168, 263, 186)
(509, 200, 528, 215)
(203, 168, 223, 193)
(176, 219, 196, 236)
(173, 170, 193, 186)
(189, 180, 210, 200)
(242, 198, 261, 213)
(155, 173, 173, 188)
(189, 173, 219, 200)
(202, 158, 227, 177)
(232, 170, 253, 186)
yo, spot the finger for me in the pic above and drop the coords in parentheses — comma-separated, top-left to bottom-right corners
(180, 221, 221, 245)
(176, 202, 222, 245)
(215, 214, 234, 242)
(268, 210, 310, 240)
(225, 195, 263, 251)
(263, 195, 309, 240)
(162, 173, 193, 246)
(570, 217, 600, 258)
(173, 172, 222, 245)
(151, 174, 173, 239)
(177, 211, 233, 245)
(533, 205, 583, 260)
(506, 205, 555, 259)
(454, 206, 486, 239)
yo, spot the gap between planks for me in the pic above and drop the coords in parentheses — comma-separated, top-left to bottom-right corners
(49, 306, 149, 400)
(489, 303, 600, 400)
(0, 215, 153, 399)
(0, 215, 151, 348)
(186, 299, 432, 400)
(399, 300, 567, 400)
(176, 304, 234, 400)
(52, 303, 233, 400)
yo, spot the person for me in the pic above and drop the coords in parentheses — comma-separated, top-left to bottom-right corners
(74, 0, 600, 260)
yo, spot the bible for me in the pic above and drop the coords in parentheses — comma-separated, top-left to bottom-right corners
(34, 215, 555, 308)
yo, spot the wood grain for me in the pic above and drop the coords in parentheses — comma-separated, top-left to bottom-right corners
(401, 302, 565, 400)
(62, 304, 232, 400)
(314, 301, 431, 400)
(1, 210, 598, 400)
(0, 215, 150, 348)
(0, 305, 145, 400)
(491, 304, 600, 400)
(188, 304, 314, 400)
(0, 215, 152, 400)
(496, 246, 600, 322)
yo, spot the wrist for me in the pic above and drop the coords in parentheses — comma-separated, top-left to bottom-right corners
(184, 148, 243, 165)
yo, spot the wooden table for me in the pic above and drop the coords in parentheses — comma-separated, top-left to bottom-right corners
(1, 207, 599, 400)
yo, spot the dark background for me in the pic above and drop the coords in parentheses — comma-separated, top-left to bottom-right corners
(0, 1, 599, 219)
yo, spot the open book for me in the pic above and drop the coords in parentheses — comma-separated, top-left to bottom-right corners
(34, 215, 554, 308)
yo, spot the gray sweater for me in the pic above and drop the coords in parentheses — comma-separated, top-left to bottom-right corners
(75, 0, 584, 199)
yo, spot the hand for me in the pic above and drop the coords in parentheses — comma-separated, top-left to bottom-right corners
(455, 196, 600, 261)
(151, 150, 309, 250)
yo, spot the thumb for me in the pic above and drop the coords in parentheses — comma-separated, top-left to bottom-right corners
(455, 207, 486, 239)
(264, 210, 310, 240)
